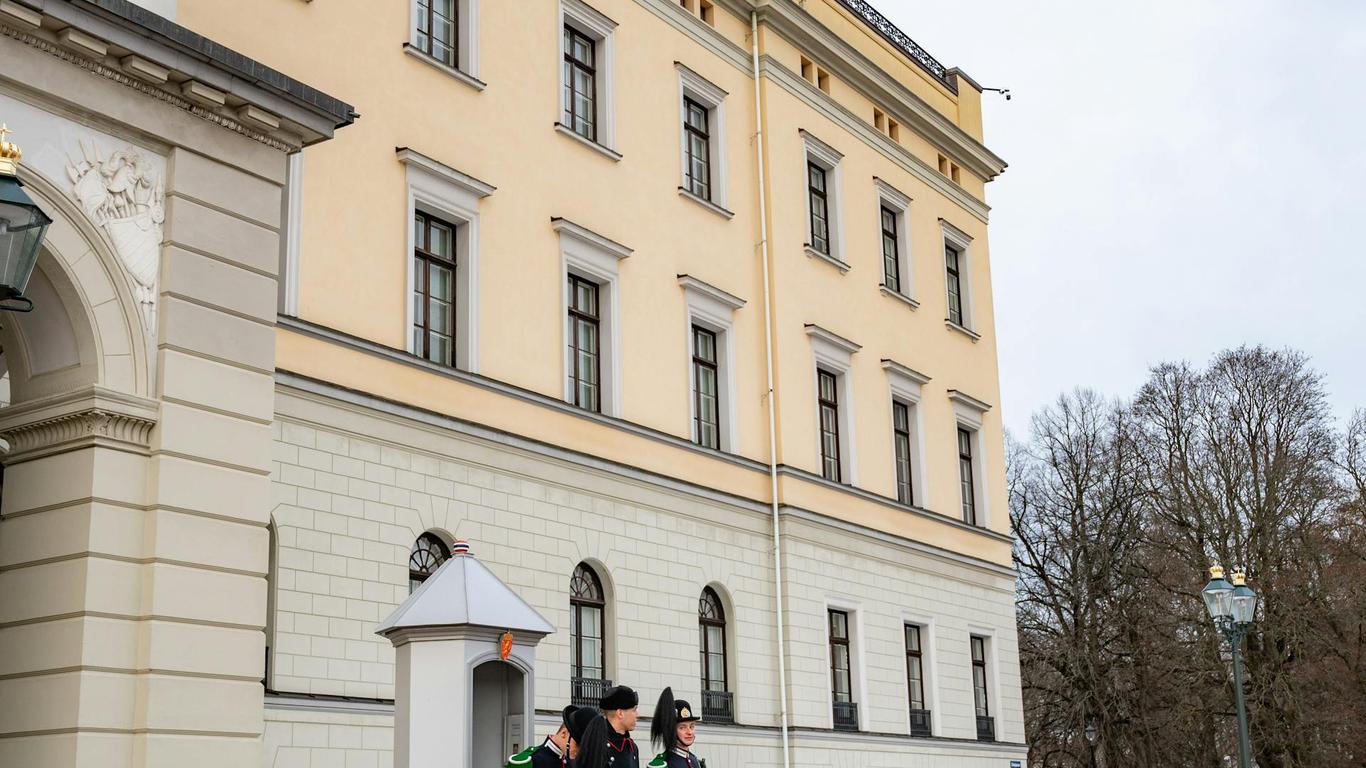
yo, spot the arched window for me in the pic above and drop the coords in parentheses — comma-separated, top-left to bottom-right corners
(699, 587, 731, 721)
(409, 532, 450, 592)
(569, 563, 607, 705)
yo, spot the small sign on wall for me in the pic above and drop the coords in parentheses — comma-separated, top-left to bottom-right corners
(1010, 761, 1023, 768)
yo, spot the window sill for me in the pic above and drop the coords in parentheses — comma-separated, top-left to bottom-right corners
(804, 245, 850, 274)
(678, 187, 735, 219)
(402, 44, 486, 91)
(945, 319, 981, 341)
(554, 123, 622, 162)
(879, 285, 919, 310)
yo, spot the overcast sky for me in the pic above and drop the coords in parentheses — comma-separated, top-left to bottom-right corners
(875, 0, 1366, 436)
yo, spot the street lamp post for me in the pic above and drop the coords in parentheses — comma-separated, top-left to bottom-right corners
(1201, 565, 1258, 768)
(1083, 718, 1098, 768)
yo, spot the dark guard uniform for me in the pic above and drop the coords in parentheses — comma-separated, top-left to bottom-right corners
(648, 688, 704, 768)
(600, 685, 641, 768)
(507, 705, 578, 768)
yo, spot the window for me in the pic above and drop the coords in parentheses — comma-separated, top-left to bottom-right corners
(808, 163, 830, 255)
(881, 206, 900, 292)
(905, 625, 931, 736)
(698, 587, 732, 721)
(945, 243, 964, 327)
(409, 532, 450, 592)
(958, 427, 977, 525)
(949, 389, 991, 526)
(556, 218, 630, 416)
(802, 131, 844, 268)
(570, 563, 607, 695)
(679, 275, 744, 451)
(567, 275, 601, 412)
(829, 609, 857, 730)
(971, 636, 994, 740)
(559, 0, 617, 152)
(401, 148, 493, 373)
(563, 26, 596, 141)
(692, 326, 720, 449)
(875, 180, 913, 303)
(412, 211, 458, 366)
(883, 359, 928, 506)
(942, 220, 974, 333)
(893, 401, 914, 505)
(807, 324, 859, 483)
(818, 369, 841, 482)
(414, 0, 457, 66)
(683, 98, 711, 199)
(676, 65, 729, 211)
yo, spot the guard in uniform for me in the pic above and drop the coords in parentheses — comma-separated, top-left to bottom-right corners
(505, 705, 579, 768)
(647, 688, 703, 768)
(599, 685, 641, 768)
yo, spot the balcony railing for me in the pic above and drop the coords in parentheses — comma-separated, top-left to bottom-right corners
(832, 700, 859, 731)
(700, 689, 734, 724)
(572, 676, 611, 709)
(976, 715, 996, 742)
(909, 708, 932, 737)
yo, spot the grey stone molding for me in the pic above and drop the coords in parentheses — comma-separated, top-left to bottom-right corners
(0, 385, 158, 462)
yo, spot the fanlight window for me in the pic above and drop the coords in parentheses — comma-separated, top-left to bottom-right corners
(409, 533, 450, 592)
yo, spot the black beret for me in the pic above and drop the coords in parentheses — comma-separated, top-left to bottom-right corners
(599, 685, 639, 711)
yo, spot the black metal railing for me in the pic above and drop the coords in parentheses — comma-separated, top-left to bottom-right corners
(832, 0, 955, 91)
(701, 689, 734, 723)
(976, 715, 995, 742)
(909, 708, 932, 737)
(572, 676, 612, 709)
(833, 701, 859, 731)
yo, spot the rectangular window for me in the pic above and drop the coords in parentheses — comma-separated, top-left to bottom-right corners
(829, 609, 857, 730)
(567, 275, 601, 412)
(945, 243, 964, 326)
(881, 205, 900, 293)
(958, 427, 977, 523)
(692, 325, 720, 450)
(684, 97, 711, 200)
(415, 0, 457, 66)
(412, 211, 457, 366)
(818, 369, 841, 482)
(905, 625, 929, 736)
(894, 401, 914, 505)
(971, 635, 990, 717)
(808, 163, 831, 254)
(563, 25, 597, 141)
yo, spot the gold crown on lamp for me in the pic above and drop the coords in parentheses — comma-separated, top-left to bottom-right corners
(0, 124, 22, 176)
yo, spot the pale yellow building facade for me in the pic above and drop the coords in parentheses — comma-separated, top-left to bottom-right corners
(0, 0, 1022, 766)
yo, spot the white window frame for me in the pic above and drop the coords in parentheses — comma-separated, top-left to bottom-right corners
(408, 0, 481, 80)
(949, 389, 992, 527)
(676, 63, 728, 209)
(679, 275, 744, 452)
(555, 218, 632, 416)
(901, 612, 941, 737)
(278, 151, 303, 317)
(883, 359, 929, 507)
(400, 148, 494, 373)
(801, 130, 846, 271)
(806, 324, 860, 484)
(823, 597, 867, 730)
(559, 0, 617, 151)
(874, 178, 915, 305)
(967, 626, 1004, 739)
(941, 218, 976, 334)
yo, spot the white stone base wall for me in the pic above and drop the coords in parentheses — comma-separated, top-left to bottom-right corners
(263, 384, 1025, 767)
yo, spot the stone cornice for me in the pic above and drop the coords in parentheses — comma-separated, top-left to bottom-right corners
(0, 386, 158, 463)
(751, 0, 1006, 182)
(1, 0, 354, 149)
